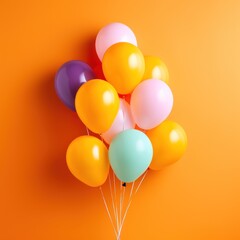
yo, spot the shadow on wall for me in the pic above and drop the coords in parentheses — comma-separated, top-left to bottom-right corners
(84, 35, 105, 80)
(34, 36, 112, 199)
(28, 43, 105, 204)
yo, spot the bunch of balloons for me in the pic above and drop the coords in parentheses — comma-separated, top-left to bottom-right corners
(55, 22, 187, 188)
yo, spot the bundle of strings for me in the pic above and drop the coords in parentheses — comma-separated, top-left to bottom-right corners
(99, 169, 148, 239)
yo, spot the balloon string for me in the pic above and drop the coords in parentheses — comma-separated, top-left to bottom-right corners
(99, 135, 119, 237)
(118, 180, 134, 234)
(85, 126, 90, 136)
(129, 181, 135, 202)
(99, 187, 118, 238)
(119, 184, 126, 230)
(122, 185, 126, 217)
(109, 170, 118, 232)
(117, 170, 148, 239)
(135, 170, 148, 193)
(113, 171, 119, 232)
(118, 180, 123, 240)
(119, 180, 123, 234)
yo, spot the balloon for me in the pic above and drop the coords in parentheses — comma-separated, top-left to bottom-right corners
(66, 135, 109, 187)
(109, 129, 153, 183)
(102, 42, 145, 94)
(146, 121, 187, 170)
(102, 99, 135, 144)
(130, 79, 173, 129)
(75, 79, 120, 134)
(95, 22, 137, 61)
(55, 60, 95, 110)
(143, 56, 169, 84)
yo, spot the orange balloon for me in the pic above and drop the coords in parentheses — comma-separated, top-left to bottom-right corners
(146, 121, 187, 170)
(66, 135, 109, 187)
(143, 56, 169, 84)
(102, 42, 145, 94)
(75, 79, 120, 134)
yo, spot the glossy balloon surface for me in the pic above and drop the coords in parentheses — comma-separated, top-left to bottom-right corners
(102, 42, 145, 94)
(102, 99, 135, 144)
(95, 22, 137, 61)
(75, 79, 120, 134)
(66, 136, 109, 187)
(109, 129, 153, 182)
(55, 60, 95, 110)
(131, 79, 173, 129)
(143, 56, 169, 84)
(146, 121, 187, 170)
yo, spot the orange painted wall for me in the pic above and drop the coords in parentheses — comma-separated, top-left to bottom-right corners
(1, 0, 240, 239)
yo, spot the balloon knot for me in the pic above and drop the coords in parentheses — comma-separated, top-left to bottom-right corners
(122, 182, 126, 187)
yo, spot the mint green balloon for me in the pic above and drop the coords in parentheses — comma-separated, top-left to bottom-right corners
(109, 129, 153, 183)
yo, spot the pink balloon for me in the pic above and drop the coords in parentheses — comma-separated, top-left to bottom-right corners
(95, 22, 137, 61)
(102, 99, 135, 144)
(130, 79, 173, 130)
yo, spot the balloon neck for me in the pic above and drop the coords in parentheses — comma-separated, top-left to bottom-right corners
(122, 182, 126, 187)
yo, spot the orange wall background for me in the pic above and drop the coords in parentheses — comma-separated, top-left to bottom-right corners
(1, 0, 240, 239)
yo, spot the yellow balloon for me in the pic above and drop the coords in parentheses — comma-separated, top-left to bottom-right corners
(146, 121, 187, 170)
(102, 42, 145, 94)
(66, 136, 109, 187)
(75, 79, 120, 134)
(143, 56, 169, 84)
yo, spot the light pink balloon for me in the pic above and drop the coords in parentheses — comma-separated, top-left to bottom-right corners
(95, 22, 137, 61)
(130, 79, 173, 130)
(102, 99, 135, 144)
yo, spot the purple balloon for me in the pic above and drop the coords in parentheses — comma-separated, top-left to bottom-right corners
(55, 60, 95, 110)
